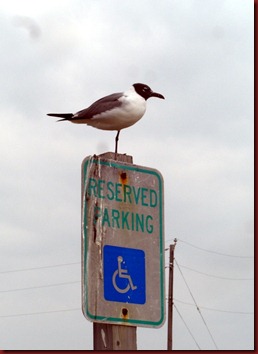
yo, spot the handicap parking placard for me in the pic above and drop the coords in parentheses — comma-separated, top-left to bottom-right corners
(104, 245, 146, 305)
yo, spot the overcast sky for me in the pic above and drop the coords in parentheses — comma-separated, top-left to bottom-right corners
(0, 0, 254, 350)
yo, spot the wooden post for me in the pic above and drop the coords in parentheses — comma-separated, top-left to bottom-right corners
(167, 240, 176, 350)
(93, 323, 137, 350)
(91, 152, 137, 350)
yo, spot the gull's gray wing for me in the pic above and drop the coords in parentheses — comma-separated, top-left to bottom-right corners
(71, 92, 123, 121)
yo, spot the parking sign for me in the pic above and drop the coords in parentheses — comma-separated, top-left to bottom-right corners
(81, 153, 165, 328)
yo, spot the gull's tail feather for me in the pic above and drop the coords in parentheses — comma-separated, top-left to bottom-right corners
(47, 113, 73, 121)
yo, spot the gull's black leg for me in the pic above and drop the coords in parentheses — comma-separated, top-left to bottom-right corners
(115, 130, 120, 154)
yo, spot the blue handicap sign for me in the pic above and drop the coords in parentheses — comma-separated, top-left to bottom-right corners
(103, 245, 146, 305)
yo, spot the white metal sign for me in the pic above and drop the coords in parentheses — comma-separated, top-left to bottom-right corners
(81, 154, 165, 328)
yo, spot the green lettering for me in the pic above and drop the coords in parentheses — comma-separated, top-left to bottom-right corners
(136, 213, 144, 232)
(112, 209, 120, 228)
(88, 178, 97, 197)
(102, 208, 110, 227)
(98, 179, 105, 199)
(121, 211, 130, 230)
(131, 212, 135, 231)
(107, 181, 115, 200)
(132, 186, 141, 204)
(146, 215, 153, 234)
(115, 183, 123, 202)
(141, 187, 148, 206)
(150, 189, 158, 207)
(123, 184, 132, 203)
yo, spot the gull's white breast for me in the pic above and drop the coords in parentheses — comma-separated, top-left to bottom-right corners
(86, 88, 146, 131)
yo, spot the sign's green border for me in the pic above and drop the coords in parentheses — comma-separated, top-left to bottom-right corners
(82, 157, 165, 327)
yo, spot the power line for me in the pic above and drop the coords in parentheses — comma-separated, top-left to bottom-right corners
(175, 259, 219, 350)
(1, 299, 253, 321)
(3, 278, 253, 315)
(174, 303, 201, 350)
(0, 261, 80, 274)
(177, 263, 253, 281)
(175, 239, 253, 259)
(0, 280, 80, 293)
(0, 308, 81, 318)
(174, 298, 253, 315)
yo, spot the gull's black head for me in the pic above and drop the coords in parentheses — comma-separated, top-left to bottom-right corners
(133, 83, 165, 100)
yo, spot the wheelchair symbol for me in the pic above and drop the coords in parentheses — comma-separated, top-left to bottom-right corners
(112, 256, 137, 294)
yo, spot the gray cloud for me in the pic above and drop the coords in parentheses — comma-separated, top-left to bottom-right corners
(13, 15, 42, 39)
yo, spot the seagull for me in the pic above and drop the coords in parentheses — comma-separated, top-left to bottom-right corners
(47, 83, 165, 154)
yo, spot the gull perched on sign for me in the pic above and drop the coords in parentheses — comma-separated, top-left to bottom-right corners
(47, 83, 165, 153)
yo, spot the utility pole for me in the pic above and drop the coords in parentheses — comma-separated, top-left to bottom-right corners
(167, 239, 177, 350)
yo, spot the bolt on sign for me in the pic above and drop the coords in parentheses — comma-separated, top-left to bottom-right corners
(81, 153, 165, 328)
